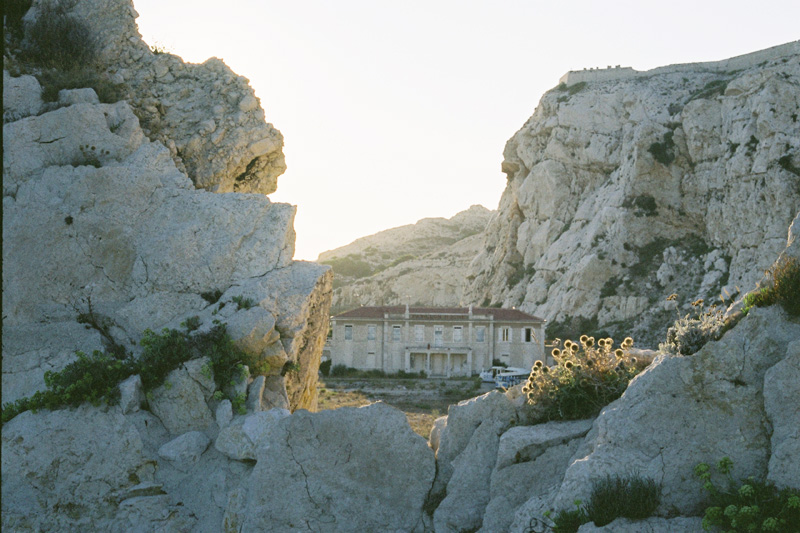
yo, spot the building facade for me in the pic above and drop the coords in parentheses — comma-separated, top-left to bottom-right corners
(327, 305, 546, 377)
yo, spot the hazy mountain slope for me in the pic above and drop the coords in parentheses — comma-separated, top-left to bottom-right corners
(318, 205, 493, 312)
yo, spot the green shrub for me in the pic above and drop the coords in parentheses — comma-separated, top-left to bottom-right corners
(319, 359, 332, 376)
(778, 155, 800, 177)
(549, 502, 590, 533)
(522, 335, 647, 423)
(232, 295, 256, 310)
(742, 257, 800, 317)
(695, 457, 800, 532)
(687, 79, 729, 102)
(567, 81, 588, 95)
(586, 474, 661, 526)
(23, 4, 96, 70)
(201, 289, 223, 305)
(648, 131, 676, 165)
(1, 320, 266, 425)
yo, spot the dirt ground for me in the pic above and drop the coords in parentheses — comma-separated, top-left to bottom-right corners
(316, 377, 495, 439)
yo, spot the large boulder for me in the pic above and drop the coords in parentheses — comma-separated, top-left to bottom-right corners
(239, 402, 435, 532)
(481, 420, 593, 533)
(3, 71, 43, 123)
(432, 390, 518, 532)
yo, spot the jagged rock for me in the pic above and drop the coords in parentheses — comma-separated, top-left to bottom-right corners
(319, 205, 494, 312)
(764, 339, 800, 489)
(576, 517, 704, 532)
(482, 421, 593, 533)
(148, 362, 214, 435)
(23, 0, 286, 194)
(463, 44, 800, 347)
(552, 306, 800, 515)
(1, 405, 155, 531)
(240, 402, 435, 532)
(262, 375, 291, 410)
(2, 71, 42, 123)
(119, 374, 144, 414)
(432, 391, 518, 532)
(245, 375, 266, 412)
(157, 431, 210, 470)
(214, 409, 290, 461)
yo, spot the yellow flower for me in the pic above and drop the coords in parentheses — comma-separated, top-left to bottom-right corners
(580, 335, 588, 343)
(551, 348, 561, 357)
(615, 349, 624, 357)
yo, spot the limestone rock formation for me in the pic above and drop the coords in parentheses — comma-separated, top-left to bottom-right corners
(319, 205, 493, 312)
(3, 0, 331, 414)
(463, 42, 800, 347)
(22, 0, 286, 194)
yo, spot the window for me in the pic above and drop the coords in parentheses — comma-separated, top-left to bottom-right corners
(453, 326, 463, 343)
(524, 327, 533, 343)
(415, 324, 424, 343)
(476, 326, 485, 343)
(344, 325, 352, 340)
(392, 325, 401, 341)
(434, 325, 444, 347)
(500, 327, 511, 343)
(367, 325, 376, 340)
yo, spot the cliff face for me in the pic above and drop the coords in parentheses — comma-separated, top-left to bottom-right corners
(3, 0, 331, 411)
(318, 205, 493, 313)
(463, 42, 800, 346)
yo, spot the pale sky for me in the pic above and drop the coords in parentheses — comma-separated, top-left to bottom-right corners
(132, 1, 799, 260)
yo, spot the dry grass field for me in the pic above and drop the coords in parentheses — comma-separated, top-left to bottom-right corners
(317, 377, 492, 439)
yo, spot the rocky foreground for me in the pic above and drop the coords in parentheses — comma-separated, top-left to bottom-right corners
(3, 2, 799, 530)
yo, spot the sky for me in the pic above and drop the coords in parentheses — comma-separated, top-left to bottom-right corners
(132, 1, 799, 260)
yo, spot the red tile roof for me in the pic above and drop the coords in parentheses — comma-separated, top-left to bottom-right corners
(334, 306, 544, 322)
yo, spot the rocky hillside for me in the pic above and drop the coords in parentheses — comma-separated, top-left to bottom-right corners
(3, 0, 331, 414)
(463, 42, 800, 346)
(318, 205, 493, 312)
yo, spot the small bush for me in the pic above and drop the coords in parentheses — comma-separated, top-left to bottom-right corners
(648, 131, 676, 166)
(567, 81, 588, 95)
(586, 474, 661, 526)
(742, 257, 800, 317)
(23, 4, 96, 70)
(688, 79, 729, 102)
(232, 295, 256, 310)
(550, 502, 590, 533)
(201, 289, 223, 305)
(660, 299, 727, 356)
(1, 320, 266, 425)
(695, 457, 800, 532)
(522, 335, 647, 423)
(319, 359, 332, 376)
(36, 67, 127, 103)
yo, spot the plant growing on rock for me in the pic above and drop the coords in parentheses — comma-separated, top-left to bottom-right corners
(695, 457, 800, 532)
(742, 257, 800, 317)
(522, 334, 648, 423)
(660, 297, 728, 356)
(1, 320, 268, 425)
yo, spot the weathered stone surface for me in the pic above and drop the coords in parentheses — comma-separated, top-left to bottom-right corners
(764, 339, 800, 489)
(553, 306, 800, 515)
(240, 402, 435, 532)
(148, 363, 214, 435)
(214, 409, 290, 461)
(482, 420, 593, 533)
(463, 47, 800, 347)
(1, 406, 154, 531)
(24, 0, 287, 195)
(157, 431, 210, 470)
(215, 399, 233, 428)
(576, 517, 703, 532)
(119, 374, 144, 414)
(432, 391, 518, 532)
(3, 70, 42, 123)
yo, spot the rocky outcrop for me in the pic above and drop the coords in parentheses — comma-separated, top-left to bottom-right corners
(319, 205, 493, 313)
(463, 42, 800, 346)
(3, 0, 331, 413)
(22, 0, 286, 195)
